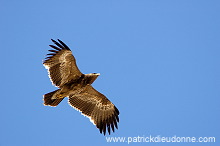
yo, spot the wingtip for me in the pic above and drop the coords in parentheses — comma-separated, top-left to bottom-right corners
(51, 39, 56, 42)
(50, 39, 71, 51)
(58, 39, 71, 50)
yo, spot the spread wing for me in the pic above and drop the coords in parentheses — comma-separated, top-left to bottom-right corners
(43, 39, 82, 88)
(68, 85, 119, 135)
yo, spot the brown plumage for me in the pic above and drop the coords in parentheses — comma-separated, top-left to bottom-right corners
(43, 39, 119, 135)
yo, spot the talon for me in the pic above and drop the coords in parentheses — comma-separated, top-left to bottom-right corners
(57, 94, 63, 98)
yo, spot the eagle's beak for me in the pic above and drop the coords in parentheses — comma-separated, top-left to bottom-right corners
(93, 73, 100, 76)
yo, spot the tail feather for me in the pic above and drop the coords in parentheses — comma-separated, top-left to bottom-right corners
(43, 89, 64, 106)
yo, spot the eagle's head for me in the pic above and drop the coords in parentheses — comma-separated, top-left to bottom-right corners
(92, 73, 100, 76)
(84, 73, 100, 84)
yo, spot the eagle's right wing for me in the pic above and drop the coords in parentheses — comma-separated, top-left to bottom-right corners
(68, 85, 119, 135)
(43, 39, 83, 88)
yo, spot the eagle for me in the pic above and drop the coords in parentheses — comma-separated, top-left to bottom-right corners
(43, 39, 119, 135)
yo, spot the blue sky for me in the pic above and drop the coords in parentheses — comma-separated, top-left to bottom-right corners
(1, 0, 219, 145)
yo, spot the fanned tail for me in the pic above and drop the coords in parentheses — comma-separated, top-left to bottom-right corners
(43, 89, 64, 106)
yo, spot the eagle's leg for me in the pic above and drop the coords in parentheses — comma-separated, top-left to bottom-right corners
(54, 87, 71, 99)
(57, 92, 65, 98)
(43, 89, 64, 106)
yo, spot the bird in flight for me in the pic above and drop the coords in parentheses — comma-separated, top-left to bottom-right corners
(43, 39, 119, 135)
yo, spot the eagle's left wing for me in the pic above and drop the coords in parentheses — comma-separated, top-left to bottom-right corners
(43, 39, 83, 88)
(68, 85, 119, 135)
